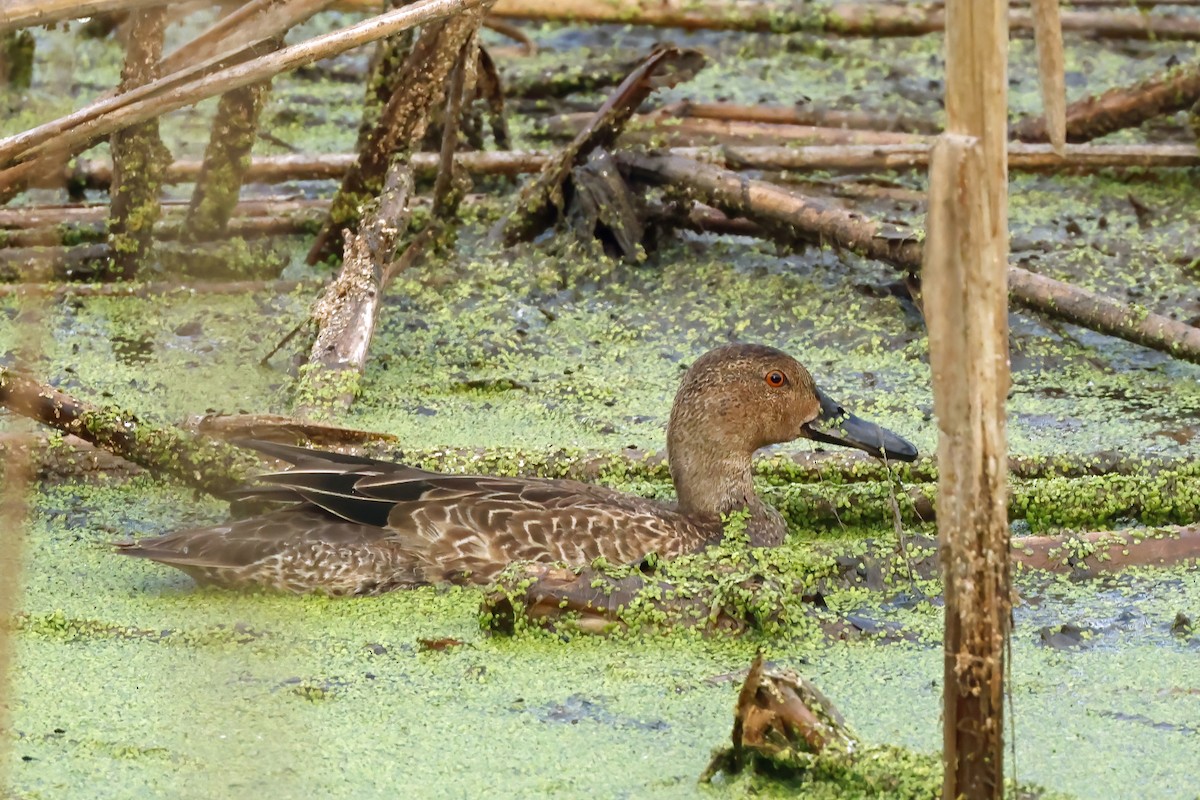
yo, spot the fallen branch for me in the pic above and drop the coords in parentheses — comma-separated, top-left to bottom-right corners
(28, 143, 1200, 193)
(546, 113, 928, 148)
(1013, 61, 1200, 143)
(295, 162, 414, 416)
(659, 100, 942, 135)
(1007, 265, 1200, 361)
(306, 3, 494, 263)
(343, 0, 1200, 40)
(723, 142, 1200, 172)
(0, 368, 257, 494)
(499, 44, 705, 244)
(1014, 525, 1200, 575)
(621, 152, 1200, 364)
(0, 197, 328, 229)
(0, 278, 313, 298)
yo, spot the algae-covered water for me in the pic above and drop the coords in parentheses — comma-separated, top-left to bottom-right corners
(4, 8, 1200, 800)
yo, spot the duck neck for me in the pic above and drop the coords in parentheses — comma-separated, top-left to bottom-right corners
(668, 444, 785, 546)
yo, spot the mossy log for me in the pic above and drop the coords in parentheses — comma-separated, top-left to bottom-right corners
(183, 73, 277, 241)
(0, 369, 257, 495)
(105, 8, 171, 280)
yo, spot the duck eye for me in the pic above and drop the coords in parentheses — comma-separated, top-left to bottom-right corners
(765, 370, 786, 387)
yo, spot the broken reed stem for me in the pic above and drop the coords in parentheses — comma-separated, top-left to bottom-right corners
(23, 144, 1200, 194)
(336, 0, 1200, 40)
(1031, 0, 1067, 153)
(929, 0, 1012, 791)
(295, 161, 414, 417)
(105, 7, 171, 279)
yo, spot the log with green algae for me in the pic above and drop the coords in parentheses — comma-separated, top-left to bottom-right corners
(183, 64, 278, 242)
(0, 368, 257, 496)
(306, 1, 496, 264)
(1, 29, 35, 90)
(106, 8, 172, 280)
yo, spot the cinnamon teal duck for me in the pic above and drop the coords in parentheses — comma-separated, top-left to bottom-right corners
(116, 343, 918, 595)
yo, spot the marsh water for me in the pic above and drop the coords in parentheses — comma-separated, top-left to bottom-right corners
(2, 10, 1200, 799)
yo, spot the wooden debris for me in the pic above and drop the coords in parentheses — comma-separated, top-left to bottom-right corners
(0, 0, 490, 203)
(658, 100, 941, 135)
(702, 653, 858, 781)
(348, 0, 1200, 40)
(622, 151, 1200, 365)
(498, 45, 705, 245)
(296, 161, 414, 416)
(1013, 61, 1200, 143)
(306, 2, 494, 263)
(1031, 0, 1067, 153)
(1014, 525, 1200, 575)
(187, 413, 397, 446)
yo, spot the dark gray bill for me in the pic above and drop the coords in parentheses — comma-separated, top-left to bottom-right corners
(802, 389, 919, 462)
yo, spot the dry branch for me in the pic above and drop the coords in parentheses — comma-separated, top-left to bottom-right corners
(348, 0, 1200, 40)
(295, 162, 414, 417)
(29, 143, 1200, 194)
(0, 279, 313, 299)
(619, 152, 925, 268)
(500, 45, 705, 244)
(0, 368, 257, 494)
(723, 142, 1200, 172)
(0, 0, 170, 32)
(1013, 61, 1200, 143)
(546, 112, 927, 148)
(0, 0, 490, 201)
(1008, 265, 1200, 359)
(659, 101, 942, 135)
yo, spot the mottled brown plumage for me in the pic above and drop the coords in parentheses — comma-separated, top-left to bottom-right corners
(116, 344, 918, 595)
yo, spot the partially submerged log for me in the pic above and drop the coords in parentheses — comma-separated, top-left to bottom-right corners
(1013, 61, 1200, 143)
(295, 161, 414, 417)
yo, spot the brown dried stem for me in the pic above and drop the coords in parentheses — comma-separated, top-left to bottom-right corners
(306, 2, 495, 263)
(499, 45, 705, 244)
(0, 0, 489, 202)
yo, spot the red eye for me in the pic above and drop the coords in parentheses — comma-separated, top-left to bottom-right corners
(765, 370, 786, 387)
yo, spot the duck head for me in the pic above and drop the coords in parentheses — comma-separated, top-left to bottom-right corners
(666, 343, 918, 544)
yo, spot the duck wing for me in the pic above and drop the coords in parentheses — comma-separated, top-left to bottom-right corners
(120, 441, 715, 591)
